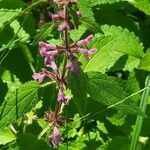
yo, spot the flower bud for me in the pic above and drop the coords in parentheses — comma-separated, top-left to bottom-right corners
(76, 11, 81, 17)
(51, 14, 60, 20)
(58, 21, 70, 31)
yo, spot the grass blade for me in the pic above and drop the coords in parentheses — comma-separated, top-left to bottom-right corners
(130, 74, 150, 150)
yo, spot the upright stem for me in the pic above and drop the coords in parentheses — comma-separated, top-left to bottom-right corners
(130, 74, 150, 150)
(54, 4, 69, 119)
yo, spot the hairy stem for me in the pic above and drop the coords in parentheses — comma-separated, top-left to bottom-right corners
(54, 4, 69, 119)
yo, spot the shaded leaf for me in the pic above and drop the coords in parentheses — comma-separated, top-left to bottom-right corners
(139, 49, 150, 71)
(0, 81, 40, 129)
(128, 0, 150, 16)
(87, 72, 146, 116)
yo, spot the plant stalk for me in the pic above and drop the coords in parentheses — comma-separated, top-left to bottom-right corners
(130, 74, 150, 150)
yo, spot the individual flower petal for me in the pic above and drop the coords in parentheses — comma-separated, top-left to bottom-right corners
(39, 41, 57, 50)
(44, 56, 57, 70)
(40, 47, 48, 57)
(40, 48, 58, 57)
(48, 127, 63, 148)
(85, 34, 93, 42)
(77, 35, 93, 46)
(77, 39, 87, 46)
(32, 70, 47, 83)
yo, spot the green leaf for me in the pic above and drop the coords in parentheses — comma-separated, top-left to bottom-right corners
(106, 111, 126, 126)
(59, 141, 86, 150)
(0, 0, 24, 29)
(98, 136, 130, 150)
(77, 0, 100, 33)
(87, 72, 146, 116)
(17, 134, 50, 150)
(82, 25, 144, 73)
(90, 0, 126, 7)
(0, 127, 16, 145)
(68, 71, 88, 115)
(0, 81, 40, 129)
(0, 70, 21, 111)
(70, 25, 87, 41)
(0, 9, 21, 29)
(128, 0, 150, 16)
(32, 23, 53, 45)
(139, 49, 150, 71)
(10, 20, 30, 43)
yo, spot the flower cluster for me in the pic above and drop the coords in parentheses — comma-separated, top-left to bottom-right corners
(32, 0, 97, 148)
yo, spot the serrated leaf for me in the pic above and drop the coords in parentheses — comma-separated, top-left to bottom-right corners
(128, 0, 150, 16)
(68, 71, 88, 116)
(0, 81, 40, 129)
(0, 70, 21, 112)
(77, 0, 100, 33)
(0, 0, 24, 29)
(32, 23, 53, 45)
(10, 20, 29, 43)
(87, 72, 146, 116)
(82, 25, 144, 73)
(0, 9, 21, 29)
(0, 127, 16, 145)
(139, 49, 150, 71)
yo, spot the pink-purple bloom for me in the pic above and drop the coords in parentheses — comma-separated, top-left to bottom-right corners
(66, 56, 81, 75)
(39, 41, 57, 50)
(44, 56, 57, 70)
(32, 69, 47, 83)
(48, 127, 63, 148)
(78, 48, 97, 55)
(58, 21, 70, 31)
(51, 13, 60, 20)
(77, 35, 93, 46)
(57, 88, 70, 104)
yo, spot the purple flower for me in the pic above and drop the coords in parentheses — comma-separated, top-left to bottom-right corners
(51, 13, 60, 20)
(86, 35, 93, 42)
(48, 127, 63, 148)
(77, 35, 93, 46)
(57, 88, 69, 104)
(77, 39, 87, 46)
(44, 56, 57, 70)
(58, 21, 70, 31)
(78, 48, 97, 55)
(66, 56, 81, 75)
(40, 47, 58, 57)
(39, 41, 57, 51)
(32, 69, 47, 83)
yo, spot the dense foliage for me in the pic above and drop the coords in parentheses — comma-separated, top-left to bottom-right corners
(0, 0, 150, 149)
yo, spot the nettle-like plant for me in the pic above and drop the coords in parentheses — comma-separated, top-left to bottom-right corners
(0, 0, 150, 149)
